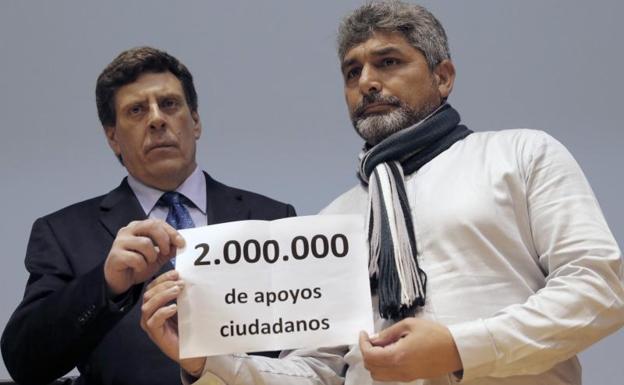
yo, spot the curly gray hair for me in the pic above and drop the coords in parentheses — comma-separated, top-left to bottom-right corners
(337, 1, 450, 70)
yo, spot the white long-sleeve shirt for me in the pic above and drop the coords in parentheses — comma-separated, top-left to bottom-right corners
(190, 129, 624, 385)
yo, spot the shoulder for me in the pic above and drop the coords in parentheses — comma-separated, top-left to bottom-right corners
(39, 194, 107, 226)
(36, 180, 131, 227)
(204, 173, 295, 218)
(456, 129, 567, 165)
(205, 174, 288, 207)
(464, 128, 558, 150)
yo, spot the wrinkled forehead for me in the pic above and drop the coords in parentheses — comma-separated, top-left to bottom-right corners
(114, 72, 184, 105)
(342, 31, 414, 66)
(341, 27, 412, 57)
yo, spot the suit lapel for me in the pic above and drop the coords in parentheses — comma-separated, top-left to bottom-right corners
(204, 172, 247, 225)
(99, 178, 177, 276)
(98, 174, 248, 254)
(99, 178, 147, 237)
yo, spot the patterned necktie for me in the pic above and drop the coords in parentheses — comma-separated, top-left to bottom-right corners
(157, 191, 195, 266)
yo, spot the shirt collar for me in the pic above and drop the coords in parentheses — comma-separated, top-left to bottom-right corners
(127, 167, 207, 216)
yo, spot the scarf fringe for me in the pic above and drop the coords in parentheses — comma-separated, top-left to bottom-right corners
(367, 164, 426, 319)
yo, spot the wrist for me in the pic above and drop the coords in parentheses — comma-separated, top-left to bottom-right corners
(182, 357, 206, 377)
(104, 265, 129, 296)
(444, 326, 464, 373)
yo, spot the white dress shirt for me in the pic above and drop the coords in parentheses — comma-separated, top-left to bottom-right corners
(191, 129, 624, 385)
(127, 166, 207, 227)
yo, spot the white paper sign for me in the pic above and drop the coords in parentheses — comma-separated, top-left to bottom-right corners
(175, 214, 373, 358)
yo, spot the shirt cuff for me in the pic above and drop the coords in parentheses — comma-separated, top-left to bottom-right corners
(199, 355, 241, 384)
(181, 368, 227, 385)
(447, 318, 498, 382)
(105, 283, 142, 313)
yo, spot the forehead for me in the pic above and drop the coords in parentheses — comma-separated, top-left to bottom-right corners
(342, 31, 419, 64)
(114, 71, 184, 105)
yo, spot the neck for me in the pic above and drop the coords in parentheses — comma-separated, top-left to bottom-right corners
(135, 163, 197, 192)
(358, 104, 471, 182)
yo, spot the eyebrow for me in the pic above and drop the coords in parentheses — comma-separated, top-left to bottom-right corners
(158, 92, 184, 100)
(341, 45, 404, 72)
(371, 46, 403, 57)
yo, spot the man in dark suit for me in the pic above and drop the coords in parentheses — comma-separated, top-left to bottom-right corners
(0, 46, 295, 385)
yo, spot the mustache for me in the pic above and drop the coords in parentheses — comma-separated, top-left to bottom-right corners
(353, 93, 402, 120)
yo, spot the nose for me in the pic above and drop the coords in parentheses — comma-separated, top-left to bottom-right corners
(147, 103, 166, 131)
(358, 64, 382, 96)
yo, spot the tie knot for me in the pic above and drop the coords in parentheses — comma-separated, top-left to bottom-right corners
(158, 191, 187, 207)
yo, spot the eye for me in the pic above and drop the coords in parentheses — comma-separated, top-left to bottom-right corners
(161, 97, 180, 111)
(381, 57, 400, 67)
(127, 104, 144, 117)
(345, 67, 361, 81)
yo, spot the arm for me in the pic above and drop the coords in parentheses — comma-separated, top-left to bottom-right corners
(191, 347, 346, 385)
(356, 132, 624, 383)
(141, 271, 346, 385)
(447, 132, 624, 381)
(1, 218, 182, 384)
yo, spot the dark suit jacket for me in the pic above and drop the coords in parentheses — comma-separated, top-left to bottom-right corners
(1, 173, 296, 385)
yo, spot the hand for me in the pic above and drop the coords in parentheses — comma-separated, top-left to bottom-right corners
(359, 317, 463, 382)
(140, 270, 206, 376)
(104, 219, 184, 295)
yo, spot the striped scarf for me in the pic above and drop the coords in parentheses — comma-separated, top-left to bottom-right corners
(358, 104, 472, 320)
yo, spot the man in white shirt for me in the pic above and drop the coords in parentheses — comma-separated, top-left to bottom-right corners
(142, 2, 624, 384)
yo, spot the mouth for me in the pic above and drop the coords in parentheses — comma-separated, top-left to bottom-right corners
(146, 143, 178, 153)
(362, 103, 396, 115)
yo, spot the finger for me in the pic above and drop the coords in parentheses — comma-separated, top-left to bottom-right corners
(146, 270, 180, 291)
(118, 221, 165, 262)
(121, 235, 159, 264)
(142, 283, 184, 320)
(149, 219, 185, 251)
(144, 303, 178, 332)
(359, 331, 374, 355)
(144, 281, 183, 310)
(360, 330, 385, 368)
(116, 250, 149, 274)
(140, 221, 175, 257)
(144, 279, 184, 303)
(368, 319, 410, 347)
(129, 219, 182, 257)
(161, 221, 185, 248)
(360, 332, 404, 367)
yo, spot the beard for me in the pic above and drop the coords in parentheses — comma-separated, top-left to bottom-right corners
(351, 93, 439, 146)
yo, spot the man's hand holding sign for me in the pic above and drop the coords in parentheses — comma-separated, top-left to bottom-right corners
(141, 215, 373, 377)
(142, 270, 206, 377)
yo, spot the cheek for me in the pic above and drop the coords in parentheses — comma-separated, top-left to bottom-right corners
(118, 133, 144, 158)
(345, 92, 359, 114)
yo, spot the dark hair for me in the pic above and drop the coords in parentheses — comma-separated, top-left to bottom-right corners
(337, 1, 450, 70)
(95, 46, 198, 127)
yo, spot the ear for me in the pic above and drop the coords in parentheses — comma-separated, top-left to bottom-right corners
(104, 125, 121, 156)
(433, 59, 456, 99)
(191, 111, 202, 140)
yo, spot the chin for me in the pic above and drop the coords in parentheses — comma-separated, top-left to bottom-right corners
(146, 161, 192, 187)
